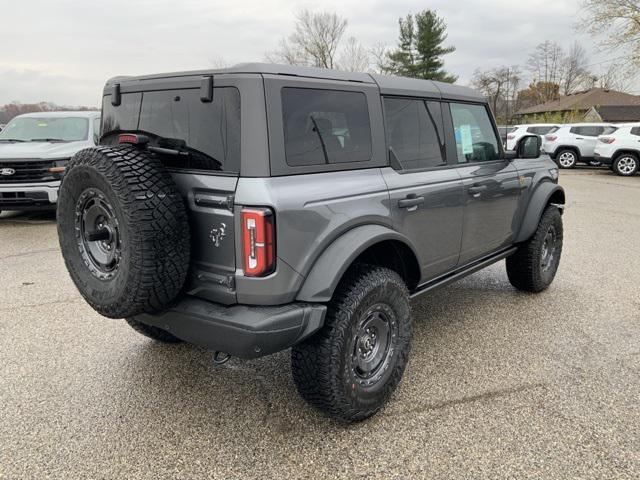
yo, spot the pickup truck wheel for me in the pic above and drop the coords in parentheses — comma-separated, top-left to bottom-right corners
(291, 265, 412, 422)
(57, 146, 190, 319)
(125, 318, 182, 343)
(612, 154, 638, 176)
(506, 206, 563, 292)
(556, 150, 577, 169)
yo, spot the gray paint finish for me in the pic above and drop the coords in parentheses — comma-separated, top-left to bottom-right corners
(97, 64, 564, 319)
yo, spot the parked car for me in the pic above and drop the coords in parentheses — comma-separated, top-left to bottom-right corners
(506, 124, 559, 151)
(56, 64, 565, 422)
(497, 125, 510, 145)
(542, 123, 617, 169)
(594, 122, 640, 176)
(0, 111, 101, 213)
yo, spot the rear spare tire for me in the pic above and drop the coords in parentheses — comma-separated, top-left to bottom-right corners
(57, 146, 190, 318)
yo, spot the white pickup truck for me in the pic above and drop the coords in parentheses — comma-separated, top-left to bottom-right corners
(0, 111, 100, 213)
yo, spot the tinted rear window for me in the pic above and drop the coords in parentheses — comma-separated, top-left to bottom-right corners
(527, 126, 555, 135)
(384, 97, 445, 170)
(101, 87, 240, 173)
(570, 125, 604, 137)
(602, 126, 618, 135)
(281, 87, 372, 167)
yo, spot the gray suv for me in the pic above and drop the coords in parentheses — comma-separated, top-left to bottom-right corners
(56, 64, 565, 422)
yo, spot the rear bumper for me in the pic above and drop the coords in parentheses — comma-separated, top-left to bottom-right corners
(132, 297, 327, 359)
(0, 181, 60, 210)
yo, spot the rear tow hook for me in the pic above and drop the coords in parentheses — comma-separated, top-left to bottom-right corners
(213, 351, 231, 365)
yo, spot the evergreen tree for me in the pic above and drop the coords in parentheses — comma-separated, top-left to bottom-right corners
(387, 10, 457, 82)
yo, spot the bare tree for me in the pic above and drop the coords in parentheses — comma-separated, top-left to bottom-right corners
(594, 62, 634, 91)
(337, 37, 370, 72)
(561, 42, 590, 94)
(527, 41, 565, 102)
(471, 66, 521, 121)
(267, 10, 348, 68)
(580, 0, 640, 66)
(369, 42, 393, 74)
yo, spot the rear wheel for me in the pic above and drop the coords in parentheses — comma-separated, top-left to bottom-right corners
(291, 265, 412, 422)
(556, 149, 577, 169)
(612, 153, 638, 176)
(506, 206, 563, 292)
(125, 318, 182, 343)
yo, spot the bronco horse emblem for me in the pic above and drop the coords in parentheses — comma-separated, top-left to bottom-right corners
(209, 223, 226, 247)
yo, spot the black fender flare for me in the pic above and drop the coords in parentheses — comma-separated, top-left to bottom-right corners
(515, 182, 565, 243)
(296, 224, 419, 303)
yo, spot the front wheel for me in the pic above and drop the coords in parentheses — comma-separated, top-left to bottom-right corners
(291, 265, 412, 422)
(556, 150, 577, 169)
(612, 154, 638, 176)
(506, 206, 563, 293)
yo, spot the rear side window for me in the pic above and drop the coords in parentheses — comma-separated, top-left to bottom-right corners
(602, 126, 618, 135)
(548, 126, 560, 134)
(527, 126, 555, 135)
(631, 127, 640, 136)
(102, 87, 241, 173)
(449, 103, 500, 163)
(571, 126, 603, 137)
(384, 98, 445, 170)
(281, 87, 372, 167)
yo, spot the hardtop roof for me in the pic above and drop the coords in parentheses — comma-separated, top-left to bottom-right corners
(105, 63, 484, 102)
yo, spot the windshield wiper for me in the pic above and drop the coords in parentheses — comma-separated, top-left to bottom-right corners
(29, 138, 68, 143)
(149, 135, 222, 171)
(0, 138, 27, 142)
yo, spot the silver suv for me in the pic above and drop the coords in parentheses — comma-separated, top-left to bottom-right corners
(542, 123, 616, 168)
(56, 64, 565, 421)
(0, 111, 101, 213)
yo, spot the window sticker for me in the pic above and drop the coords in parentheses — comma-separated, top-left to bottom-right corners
(460, 124, 473, 154)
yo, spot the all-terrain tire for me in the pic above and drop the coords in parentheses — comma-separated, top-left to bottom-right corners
(506, 206, 563, 292)
(57, 146, 190, 319)
(125, 318, 183, 343)
(612, 153, 639, 176)
(556, 149, 578, 169)
(291, 265, 412, 422)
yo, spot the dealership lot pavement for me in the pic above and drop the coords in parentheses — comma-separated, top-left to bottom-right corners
(1, 168, 639, 479)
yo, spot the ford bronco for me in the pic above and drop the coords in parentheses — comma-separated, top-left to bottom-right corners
(57, 64, 565, 422)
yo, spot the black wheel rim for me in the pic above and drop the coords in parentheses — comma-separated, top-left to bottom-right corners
(351, 303, 398, 387)
(75, 188, 122, 280)
(540, 225, 558, 272)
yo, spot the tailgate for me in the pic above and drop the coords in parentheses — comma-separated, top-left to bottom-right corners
(171, 172, 238, 305)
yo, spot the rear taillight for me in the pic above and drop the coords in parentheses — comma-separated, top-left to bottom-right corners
(599, 137, 615, 144)
(241, 207, 275, 277)
(545, 135, 557, 142)
(506, 134, 515, 140)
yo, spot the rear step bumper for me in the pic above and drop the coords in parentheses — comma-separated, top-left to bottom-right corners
(132, 297, 327, 359)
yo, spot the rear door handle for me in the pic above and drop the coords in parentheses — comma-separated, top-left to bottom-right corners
(398, 195, 425, 209)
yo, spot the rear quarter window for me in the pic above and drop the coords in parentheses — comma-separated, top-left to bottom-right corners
(281, 87, 372, 167)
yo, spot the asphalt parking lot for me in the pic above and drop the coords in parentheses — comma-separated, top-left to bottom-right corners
(1, 168, 639, 479)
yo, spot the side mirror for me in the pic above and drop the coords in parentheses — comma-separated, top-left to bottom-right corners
(516, 135, 541, 159)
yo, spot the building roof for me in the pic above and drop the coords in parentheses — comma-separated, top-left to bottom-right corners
(106, 63, 482, 102)
(594, 105, 640, 122)
(517, 88, 640, 115)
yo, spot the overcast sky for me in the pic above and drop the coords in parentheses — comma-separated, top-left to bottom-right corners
(0, 0, 632, 106)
